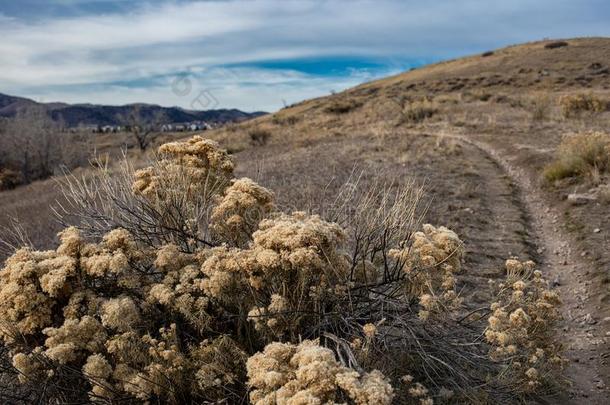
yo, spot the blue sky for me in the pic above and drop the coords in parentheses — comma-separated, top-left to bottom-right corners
(0, 1, 609, 112)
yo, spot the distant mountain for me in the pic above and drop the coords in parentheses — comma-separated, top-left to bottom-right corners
(0, 93, 266, 127)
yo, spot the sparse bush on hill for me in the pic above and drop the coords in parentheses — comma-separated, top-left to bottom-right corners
(0, 169, 22, 191)
(248, 127, 272, 146)
(271, 114, 301, 126)
(530, 92, 552, 121)
(544, 41, 568, 49)
(0, 136, 565, 403)
(559, 93, 606, 118)
(543, 131, 610, 182)
(398, 100, 438, 125)
(470, 91, 493, 102)
(325, 99, 363, 114)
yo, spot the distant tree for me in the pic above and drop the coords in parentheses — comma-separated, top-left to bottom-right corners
(123, 105, 168, 151)
(0, 107, 90, 185)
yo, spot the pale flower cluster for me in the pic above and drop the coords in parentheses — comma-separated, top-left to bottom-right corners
(201, 211, 350, 338)
(390, 224, 463, 319)
(43, 316, 107, 365)
(147, 243, 211, 330)
(0, 225, 238, 402)
(133, 136, 234, 199)
(0, 248, 56, 344)
(486, 259, 564, 392)
(211, 177, 275, 246)
(100, 296, 141, 332)
(246, 339, 394, 405)
(558, 93, 606, 117)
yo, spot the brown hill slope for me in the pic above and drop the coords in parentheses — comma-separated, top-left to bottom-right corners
(363, 37, 610, 90)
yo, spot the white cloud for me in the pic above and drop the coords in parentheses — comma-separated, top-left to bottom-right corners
(22, 65, 400, 112)
(1, 0, 609, 111)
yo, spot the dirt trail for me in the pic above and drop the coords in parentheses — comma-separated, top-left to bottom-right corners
(439, 131, 609, 404)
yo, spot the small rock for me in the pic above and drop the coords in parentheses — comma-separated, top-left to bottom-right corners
(552, 276, 561, 286)
(582, 314, 596, 325)
(593, 228, 601, 233)
(596, 381, 606, 389)
(581, 251, 588, 257)
(567, 193, 597, 205)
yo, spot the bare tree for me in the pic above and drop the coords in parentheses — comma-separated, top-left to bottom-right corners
(123, 105, 168, 151)
(0, 107, 91, 186)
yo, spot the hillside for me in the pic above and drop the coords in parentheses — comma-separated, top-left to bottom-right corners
(0, 92, 265, 127)
(204, 37, 610, 403)
(0, 37, 609, 403)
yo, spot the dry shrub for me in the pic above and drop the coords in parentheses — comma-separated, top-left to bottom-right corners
(470, 91, 493, 102)
(544, 41, 568, 49)
(399, 100, 438, 125)
(325, 99, 363, 114)
(559, 93, 606, 118)
(434, 94, 460, 105)
(0, 169, 22, 191)
(248, 128, 272, 146)
(543, 131, 610, 182)
(271, 114, 301, 126)
(530, 92, 551, 121)
(486, 260, 565, 394)
(55, 136, 235, 251)
(0, 136, 565, 403)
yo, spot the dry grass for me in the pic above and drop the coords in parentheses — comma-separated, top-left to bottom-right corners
(530, 92, 552, 121)
(398, 100, 438, 125)
(559, 93, 607, 118)
(543, 131, 610, 182)
(325, 98, 363, 114)
(248, 127, 272, 146)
